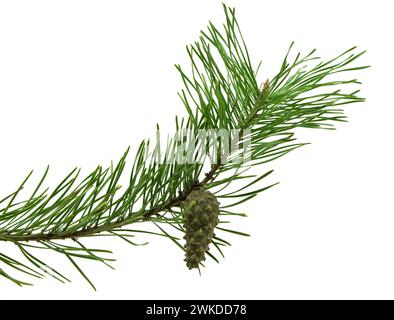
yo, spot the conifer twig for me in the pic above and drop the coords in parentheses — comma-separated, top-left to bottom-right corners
(0, 5, 368, 287)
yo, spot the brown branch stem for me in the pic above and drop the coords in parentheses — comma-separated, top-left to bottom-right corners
(0, 80, 269, 244)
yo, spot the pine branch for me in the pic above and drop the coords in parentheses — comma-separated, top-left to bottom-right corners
(0, 4, 368, 287)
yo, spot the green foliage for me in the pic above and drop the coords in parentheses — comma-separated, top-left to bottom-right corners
(0, 5, 368, 288)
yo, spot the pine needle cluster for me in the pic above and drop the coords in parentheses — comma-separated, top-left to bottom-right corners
(0, 5, 368, 289)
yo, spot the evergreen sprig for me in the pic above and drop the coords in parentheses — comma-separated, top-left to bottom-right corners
(0, 5, 368, 289)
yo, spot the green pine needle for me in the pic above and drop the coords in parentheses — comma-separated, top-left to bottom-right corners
(0, 4, 368, 287)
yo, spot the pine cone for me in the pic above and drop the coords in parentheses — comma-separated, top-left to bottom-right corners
(182, 189, 220, 269)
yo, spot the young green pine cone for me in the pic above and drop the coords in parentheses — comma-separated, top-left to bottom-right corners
(182, 189, 220, 269)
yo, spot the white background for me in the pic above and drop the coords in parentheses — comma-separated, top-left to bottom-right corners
(0, 0, 393, 299)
